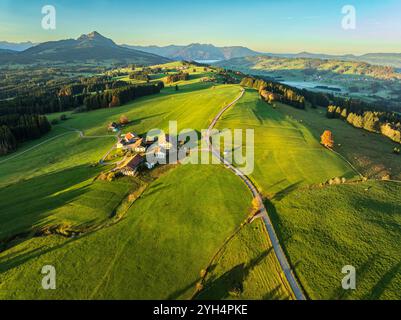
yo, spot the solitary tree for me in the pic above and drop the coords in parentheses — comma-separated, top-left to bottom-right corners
(321, 130, 334, 148)
(109, 95, 121, 108)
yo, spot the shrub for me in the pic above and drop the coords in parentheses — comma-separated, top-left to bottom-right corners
(119, 115, 129, 125)
(60, 114, 67, 121)
(51, 119, 59, 125)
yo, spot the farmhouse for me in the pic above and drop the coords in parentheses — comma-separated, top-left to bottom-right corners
(121, 154, 144, 176)
(124, 138, 144, 151)
(125, 132, 139, 143)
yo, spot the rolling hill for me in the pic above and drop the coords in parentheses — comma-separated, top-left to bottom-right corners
(216, 55, 400, 80)
(0, 32, 170, 65)
(123, 43, 261, 61)
(272, 52, 401, 69)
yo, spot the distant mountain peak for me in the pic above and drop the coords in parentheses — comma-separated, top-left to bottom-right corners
(77, 31, 116, 46)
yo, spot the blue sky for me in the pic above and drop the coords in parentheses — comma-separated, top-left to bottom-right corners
(0, 0, 400, 54)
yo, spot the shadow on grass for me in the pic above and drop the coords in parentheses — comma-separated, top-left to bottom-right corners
(330, 254, 379, 300)
(262, 285, 290, 300)
(197, 248, 273, 300)
(0, 165, 101, 248)
(264, 198, 308, 299)
(271, 181, 303, 201)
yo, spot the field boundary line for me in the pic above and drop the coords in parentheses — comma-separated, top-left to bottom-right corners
(0, 126, 119, 166)
(328, 148, 364, 178)
(0, 131, 75, 165)
(204, 87, 306, 301)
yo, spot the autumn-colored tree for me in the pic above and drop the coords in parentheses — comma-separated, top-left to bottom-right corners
(109, 95, 121, 108)
(119, 115, 129, 125)
(321, 130, 334, 148)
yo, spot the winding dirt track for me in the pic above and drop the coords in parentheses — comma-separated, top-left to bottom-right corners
(204, 88, 306, 301)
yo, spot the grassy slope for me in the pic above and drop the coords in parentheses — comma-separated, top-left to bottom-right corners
(276, 104, 401, 180)
(214, 88, 400, 299)
(0, 164, 252, 299)
(269, 181, 401, 300)
(216, 89, 355, 197)
(198, 220, 294, 300)
(0, 83, 240, 241)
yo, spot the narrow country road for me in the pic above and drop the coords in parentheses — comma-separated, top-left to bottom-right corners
(204, 87, 306, 301)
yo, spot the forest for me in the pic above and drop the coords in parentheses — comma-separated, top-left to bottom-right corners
(84, 82, 164, 110)
(0, 114, 51, 155)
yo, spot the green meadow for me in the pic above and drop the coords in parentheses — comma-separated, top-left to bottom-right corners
(0, 164, 253, 299)
(215, 89, 356, 197)
(214, 87, 400, 299)
(0, 73, 292, 300)
(269, 180, 401, 300)
(0, 81, 242, 242)
(0, 64, 399, 301)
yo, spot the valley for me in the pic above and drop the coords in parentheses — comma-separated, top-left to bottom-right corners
(0, 59, 399, 301)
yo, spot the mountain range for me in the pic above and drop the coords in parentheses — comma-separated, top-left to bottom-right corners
(0, 32, 170, 65)
(122, 43, 261, 61)
(1, 32, 401, 68)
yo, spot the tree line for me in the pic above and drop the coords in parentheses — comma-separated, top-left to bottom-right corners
(240, 77, 305, 109)
(84, 82, 164, 110)
(240, 76, 400, 145)
(0, 114, 51, 155)
(166, 72, 189, 84)
(0, 77, 133, 116)
(327, 105, 401, 144)
(129, 71, 150, 82)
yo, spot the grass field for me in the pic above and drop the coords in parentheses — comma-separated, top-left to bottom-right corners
(0, 83, 242, 242)
(0, 78, 293, 300)
(216, 89, 356, 197)
(214, 87, 401, 300)
(269, 180, 401, 300)
(0, 164, 254, 299)
(198, 219, 294, 300)
(1, 74, 399, 300)
(277, 103, 401, 180)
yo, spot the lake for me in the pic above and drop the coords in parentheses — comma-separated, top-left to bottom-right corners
(280, 80, 345, 93)
(194, 60, 221, 64)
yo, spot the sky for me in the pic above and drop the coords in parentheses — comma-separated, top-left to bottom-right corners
(0, 0, 400, 54)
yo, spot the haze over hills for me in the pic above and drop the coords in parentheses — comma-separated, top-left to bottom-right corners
(0, 32, 170, 65)
(123, 43, 261, 61)
(0, 41, 37, 52)
(271, 52, 401, 69)
(217, 55, 400, 80)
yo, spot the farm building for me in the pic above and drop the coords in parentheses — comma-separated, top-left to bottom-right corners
(121, 154, 145, 176)
(125, 132, 139, 143)
(124, 138, 144, 151)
